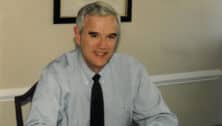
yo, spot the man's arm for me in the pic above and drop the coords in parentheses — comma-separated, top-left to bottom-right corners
(26, 67, 62, 126)
(132, 64, 178, 126)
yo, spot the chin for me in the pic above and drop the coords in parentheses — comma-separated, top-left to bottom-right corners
(92, 57, 112, 69)
(95, 62, 106, 68)
(94, 61, 107, 68)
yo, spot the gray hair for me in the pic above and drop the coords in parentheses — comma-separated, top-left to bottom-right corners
(76, 1, 121, 36)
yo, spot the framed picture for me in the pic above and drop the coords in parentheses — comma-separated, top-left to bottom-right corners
(53, 0, 132, 24)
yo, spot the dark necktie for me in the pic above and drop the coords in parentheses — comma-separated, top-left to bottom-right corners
(90, 74, 104, 126)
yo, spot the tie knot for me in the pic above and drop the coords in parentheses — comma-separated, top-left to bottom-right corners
(92, 74, 101, 82)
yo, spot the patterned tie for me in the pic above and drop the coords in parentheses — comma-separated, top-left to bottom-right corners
(90, 74, 104, 126)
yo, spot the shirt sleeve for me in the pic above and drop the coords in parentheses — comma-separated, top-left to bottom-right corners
(25, 65, 63, 126)
(132, 64, 178, 126)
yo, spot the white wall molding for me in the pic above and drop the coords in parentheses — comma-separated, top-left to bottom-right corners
(1, 69, 222, 102)
(0, 87, 30, 102)
(152, 69, 222, 86)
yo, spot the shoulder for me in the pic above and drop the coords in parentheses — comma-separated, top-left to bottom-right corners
(43, 49, 78, 75)
(109, 53, 151, 88)
(110, 53, 147, 74)
(112, 53, 144, 68)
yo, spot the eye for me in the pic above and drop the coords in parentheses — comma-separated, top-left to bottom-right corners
(107, 33, 117, 40)
(88, 32, 98, 38)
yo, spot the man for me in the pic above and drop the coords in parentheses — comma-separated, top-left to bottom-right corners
(26, 1, 178, 126)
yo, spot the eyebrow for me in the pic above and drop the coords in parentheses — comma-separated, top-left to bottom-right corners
(88, 32, 98, 35)
(88, 32, 118, 36)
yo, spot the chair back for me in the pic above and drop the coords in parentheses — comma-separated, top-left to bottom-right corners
(14, 82, 38, 126)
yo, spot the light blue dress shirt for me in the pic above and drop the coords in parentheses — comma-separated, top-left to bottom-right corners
(26, 49, 178, 126)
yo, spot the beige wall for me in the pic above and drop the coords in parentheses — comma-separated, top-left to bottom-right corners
(0, 102, 16, 126)
(1, 0, 74, 88)
(1, 0, 222, 126)
(1, 0, 221, 88)
(120, 0, 221, 74)
(160, 79, 222, 126)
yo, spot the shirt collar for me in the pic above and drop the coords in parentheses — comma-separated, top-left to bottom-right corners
(76, 48, 111, 84)
(77, 48, 94, 82)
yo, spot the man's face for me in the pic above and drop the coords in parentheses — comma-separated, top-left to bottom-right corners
(74, 15, 118, 73)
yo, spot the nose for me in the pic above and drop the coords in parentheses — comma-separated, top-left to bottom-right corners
(98, 37, 108, 49)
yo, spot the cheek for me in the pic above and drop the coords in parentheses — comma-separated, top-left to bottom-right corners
(109, 42, 117, 50)
(81, 38, 93, 48)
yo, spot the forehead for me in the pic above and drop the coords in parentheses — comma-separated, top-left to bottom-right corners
(83, 15, 118, 32)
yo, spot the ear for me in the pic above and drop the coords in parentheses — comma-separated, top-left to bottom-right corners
(74, 26, 81, 46)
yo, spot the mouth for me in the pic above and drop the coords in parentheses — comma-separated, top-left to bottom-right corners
(94, 51, 108, 57)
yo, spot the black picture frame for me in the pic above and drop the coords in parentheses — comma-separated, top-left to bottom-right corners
(53, 0, 132, 24)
